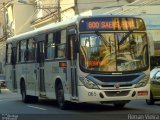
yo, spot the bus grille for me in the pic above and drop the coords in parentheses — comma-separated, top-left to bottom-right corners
(94, 75, 139, 83)
(104, 90, 130, 97)
(101, 84, 133, 87)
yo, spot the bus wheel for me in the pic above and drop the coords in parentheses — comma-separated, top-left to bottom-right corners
(146, 92, 155, 105)
(21, 82, 29, 103)
(56, 83, 68, 109)
(114, 103, 126, 109)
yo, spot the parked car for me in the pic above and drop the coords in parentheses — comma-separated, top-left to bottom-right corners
(146, 67, 160, 105)
(0, 74, 6, 88)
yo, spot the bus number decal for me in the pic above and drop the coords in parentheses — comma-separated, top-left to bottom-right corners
(88, 22, 100, 29)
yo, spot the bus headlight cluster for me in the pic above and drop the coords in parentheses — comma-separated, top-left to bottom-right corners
(79, 77, 99, 89)
(135, 75, 149, 88)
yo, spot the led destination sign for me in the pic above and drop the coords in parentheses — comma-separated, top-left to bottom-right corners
(79, 17, 145, 31)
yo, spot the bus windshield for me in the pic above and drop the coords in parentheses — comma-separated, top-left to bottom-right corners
(80, 32, 148, 73)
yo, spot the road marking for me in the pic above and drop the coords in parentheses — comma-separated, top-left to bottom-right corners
(27, 105, 47, 111)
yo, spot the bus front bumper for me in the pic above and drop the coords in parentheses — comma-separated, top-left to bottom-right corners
(77, 84, 150, 103)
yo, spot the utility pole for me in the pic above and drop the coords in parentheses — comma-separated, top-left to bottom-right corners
(58, 0, 61, 22)
(3, 2, 7, 39)
(74, 0, 79, 15)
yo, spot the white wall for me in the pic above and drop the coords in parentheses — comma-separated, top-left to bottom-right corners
(77, 0, 126, 13)
(60, 0, 75, 21)
(61, 0, 74, 11)
(0, 24, 3, 37)
(13, 2, 35, 35)
(0, 44, 5, 74)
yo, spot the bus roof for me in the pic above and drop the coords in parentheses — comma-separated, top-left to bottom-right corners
(6, 15, 79, 43)
(6, 14, 143, 43)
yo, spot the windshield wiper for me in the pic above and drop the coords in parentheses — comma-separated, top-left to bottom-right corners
(119, 30, 134, 44)
(95, 31, 111, 47)
(95, 31, 113, 56)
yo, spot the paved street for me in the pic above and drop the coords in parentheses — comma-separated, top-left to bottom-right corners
(0, 89, 160, 120)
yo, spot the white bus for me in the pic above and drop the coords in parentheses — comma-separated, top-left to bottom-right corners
(5, 15, 150, 109)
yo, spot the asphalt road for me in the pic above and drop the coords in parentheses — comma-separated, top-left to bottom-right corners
(0, 89, 160, 120)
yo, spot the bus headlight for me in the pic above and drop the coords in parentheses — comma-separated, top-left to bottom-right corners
(135, 75, 149, 88)
(79, 77, 99, 89)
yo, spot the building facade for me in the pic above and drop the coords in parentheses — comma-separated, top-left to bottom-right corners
(2, 0, 153, 36)
(0, 0, 160, 73)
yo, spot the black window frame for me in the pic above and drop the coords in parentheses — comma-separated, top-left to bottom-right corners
(26, 38, 36, 62)
(45, 33, 55, 60)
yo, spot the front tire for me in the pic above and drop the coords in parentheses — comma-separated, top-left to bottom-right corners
(21, 82, 38, 103)
(56, 82, 69, 109)
(114, 103, 126, 109)
(146, 92, 155, 105)
(21, 81, 29, 103)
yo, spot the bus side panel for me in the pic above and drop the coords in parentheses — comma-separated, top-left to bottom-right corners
(44, 61, 56, 99)
(16, 64, 27, 94)
(25, 63, 37, 96)
(5, 64, 14, 92)
(44, 61, 68, 99)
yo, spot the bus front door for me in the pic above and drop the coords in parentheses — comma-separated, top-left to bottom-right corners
(68, 34, 78, 98)
(37, 41, 46, 96)
(11, 47, 17, 92)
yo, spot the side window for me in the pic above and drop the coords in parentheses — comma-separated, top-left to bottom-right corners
(46, 33, 55, 59)
(56, 30, 66, 58)
(6, 44, 12, 64)
(17, 42, 20, 62)
(27, 38, 36, 61)
(20, 40, 27, 62)
(12, 47, 17, 65)
(68, 35, 76, 61)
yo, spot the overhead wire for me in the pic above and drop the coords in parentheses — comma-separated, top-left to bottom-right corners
(15, 9, 39, 34)
(114, 0, 153, 15)
(101, 0, 142, 15)
(77, 0, 120, 11)
(130, 0, 160, 15)
(13, 0, 116, 6)
(99, 0, 159, 16)
(0, 0, 117, 8)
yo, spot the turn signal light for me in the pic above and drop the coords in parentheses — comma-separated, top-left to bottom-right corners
(137, 91, 148, 96)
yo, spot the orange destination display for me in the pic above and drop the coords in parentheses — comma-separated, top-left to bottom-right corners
(79, 17, 146, 31)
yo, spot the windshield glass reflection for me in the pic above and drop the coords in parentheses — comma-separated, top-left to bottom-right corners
(80, 32, 148, 72)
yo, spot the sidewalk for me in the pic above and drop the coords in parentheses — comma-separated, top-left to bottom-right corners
(0, 88, 21, 100)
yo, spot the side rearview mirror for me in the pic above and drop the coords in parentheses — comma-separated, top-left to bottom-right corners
(155, 71, 160, 80)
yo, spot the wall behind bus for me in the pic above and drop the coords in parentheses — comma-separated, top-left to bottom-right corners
(12, 2, 35, 35)
(77, 0, 129, 14)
